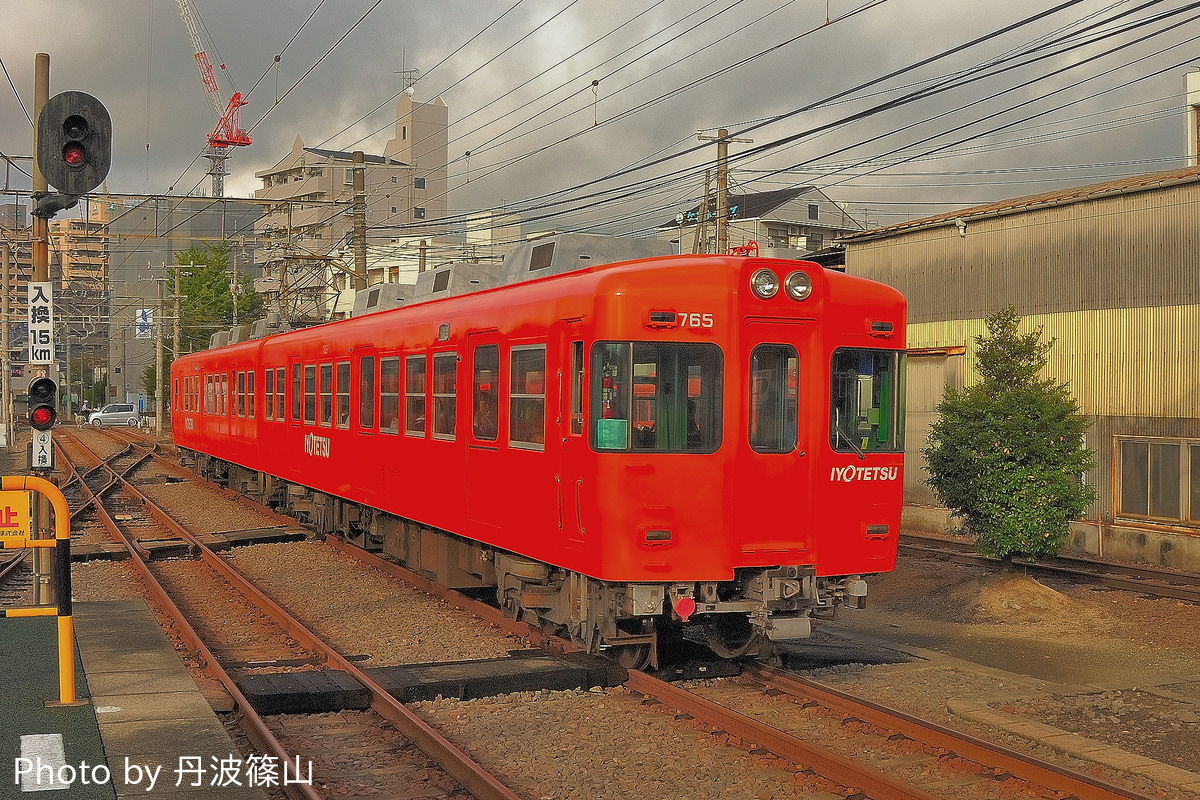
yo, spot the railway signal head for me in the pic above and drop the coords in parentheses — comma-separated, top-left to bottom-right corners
(28, 377, 57, 431)
(36, 91, 112, 196)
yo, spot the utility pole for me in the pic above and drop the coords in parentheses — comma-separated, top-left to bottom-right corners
(1, 240, 9, 448)
(155, 275, 165, 437)
(174, 265, 185, 359)
(692, 170, 711, 254)
(698, 128, 752, 254)
(352, 151, 368, 291)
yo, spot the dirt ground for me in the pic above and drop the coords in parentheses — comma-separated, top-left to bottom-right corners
(825, 551, 1200, 778)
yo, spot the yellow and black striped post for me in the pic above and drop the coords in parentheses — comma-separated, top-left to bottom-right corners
(0, 475, 76, 705)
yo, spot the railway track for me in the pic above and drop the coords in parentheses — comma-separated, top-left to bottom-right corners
(57, 428, 522, 800)
(49, 429, 1189, 800)
(900, 532, 1200, 603)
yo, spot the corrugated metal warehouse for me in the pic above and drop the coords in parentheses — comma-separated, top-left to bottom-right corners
(841, 165, 1200, 569)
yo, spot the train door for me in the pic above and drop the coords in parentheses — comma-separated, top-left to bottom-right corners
(733, 320, 814, 556)
(558, 324, 587, 547)
(466, 333, 505, 529)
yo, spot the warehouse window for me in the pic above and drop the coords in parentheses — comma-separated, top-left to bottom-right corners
(432, 352, 456, 440)
(359, 357, 376, 429)
(1118, 438, 1199, 524)
(510, 345, 546, 449)
(336, 361, 350, 429)
(405, 355, 426, 436)
(380, 357, 400, 433)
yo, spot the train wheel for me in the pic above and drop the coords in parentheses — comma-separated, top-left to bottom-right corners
(704, 615, 762, 659)
(614, 643, 653, 671)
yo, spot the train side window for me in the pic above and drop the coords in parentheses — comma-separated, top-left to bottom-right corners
(359, 356, 376, 429)
(303, 365, 316, 425)
(237, 372, 246, 418)
(319, 363, 333, 427)
(749, 345, 797, 453)
(570, 341, 584, 435)
(404, 355, 426, 437)
(265, 369, 275, 419)
(247, 371, 255, 419)
(432, 352, 456, 440)
(204, 375, 211, 414)
(472, 344, 499, 441)
(510, 345, 546, 449)
(291, 364, 302, 422)
(221, 373, 229, 416)
(336, 361, 350, 429)
(275, 368, 285, 421)
(380, 357, 400, 434)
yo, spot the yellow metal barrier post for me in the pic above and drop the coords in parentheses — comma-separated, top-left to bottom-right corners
(0, 475, 79, 705)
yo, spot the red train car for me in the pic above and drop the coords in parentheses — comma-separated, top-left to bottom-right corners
(172, 249, 906, 667)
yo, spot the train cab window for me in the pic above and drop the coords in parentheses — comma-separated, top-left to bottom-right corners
(829, 348, 906, 455)
(472, 345, 499, 441)
(275, 368, 285, 422)
(590, 342, 722, 452)
(405, 356, 426, 436)
(380, 357, 400, 434)
(336, 361, 350, 429)
(303, 365, 316, 425)
(247, 371, 255, 419)
(432, 352, 456, 440)
(265, 369, 275, 419)
(749, 346, 797, 453)
(359, 356, 376, 429)
(510, 345, 546, 449)
(319, 364, 333, 427)
(291, 364, 302, 422)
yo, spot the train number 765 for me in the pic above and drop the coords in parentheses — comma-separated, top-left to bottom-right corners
(676, 312, 714, 328)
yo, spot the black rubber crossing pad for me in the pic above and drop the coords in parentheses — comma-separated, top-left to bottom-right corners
(236, 669, 371, 714)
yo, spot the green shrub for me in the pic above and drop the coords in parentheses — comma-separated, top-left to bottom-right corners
(923, 306, 1095, 559)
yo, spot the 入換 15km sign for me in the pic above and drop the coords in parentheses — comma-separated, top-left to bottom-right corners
(27, 282, 53, 365)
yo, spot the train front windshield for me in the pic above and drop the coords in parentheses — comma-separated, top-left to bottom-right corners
(829, 348, 905, 455)
(591, 342, 722, 452)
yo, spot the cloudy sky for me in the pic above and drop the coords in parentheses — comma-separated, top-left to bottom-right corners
(3, 0, 1198, 234)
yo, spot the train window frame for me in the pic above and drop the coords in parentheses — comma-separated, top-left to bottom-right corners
(204, 375, 211, 414)
(291, 363, 302, 422)
(275, 368, 285, 422)
(404, 355, 426, 437)
(247, 370, 256, 419)
(359, 356, 376, 430)
(319, 363, 333, 427)
(570, 341, 584, 436)
(748, 345, 797, 454)
(431, 351, 456, 440)
(237, 371, 246, 418)
(336, 361, 351, 429)
(221, 373, 229, 416)
(303, 365, 316, 425)
(264, 368, 275, 420)
(380, 356, 400, 434)
(509, 344, 547, 450)
(828, 348, 906, 455)
(589, 341, 722, 453)
(472, 344, 500, 442)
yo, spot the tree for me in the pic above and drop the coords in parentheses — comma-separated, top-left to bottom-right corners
(173, 242, 261, 356)
(923, 306, 1096, 560)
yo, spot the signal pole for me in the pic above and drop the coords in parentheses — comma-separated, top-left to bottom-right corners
(352, 151, 368, 291)
(698, 128, 752, 254)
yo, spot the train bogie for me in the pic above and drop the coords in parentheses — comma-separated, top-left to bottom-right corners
(173, 248, 905, 666)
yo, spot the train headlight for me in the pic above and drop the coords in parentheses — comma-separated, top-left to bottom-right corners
(750, 268, 779, 299)
(784, 271, 813, 301)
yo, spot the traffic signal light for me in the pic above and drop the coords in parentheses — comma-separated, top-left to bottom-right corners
(36, 91, 111, 196)
(28, 377, 57, 431)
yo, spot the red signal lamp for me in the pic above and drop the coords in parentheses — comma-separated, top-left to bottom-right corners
(30, 406, 55, 429)
(63, 142, 86, 167)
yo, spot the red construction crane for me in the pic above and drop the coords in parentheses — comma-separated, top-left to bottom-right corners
(176, 0, 250, 197)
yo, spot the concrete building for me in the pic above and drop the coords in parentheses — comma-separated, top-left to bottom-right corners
(839, 165, 1200, 569)
(254, 92, 449, 323)
(658, 186, 862, 256)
